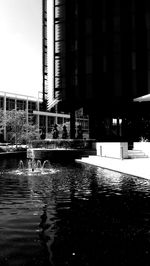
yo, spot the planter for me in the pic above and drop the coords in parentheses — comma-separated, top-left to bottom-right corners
(96, 142, 128, 159)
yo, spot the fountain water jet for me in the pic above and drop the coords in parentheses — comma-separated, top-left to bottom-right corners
(14, 159, 58, 176)
(28, 159, 36, 172)
(18, 160, 24, 170)
(37, 160, 42, 169)
(42, 160, 50, 169)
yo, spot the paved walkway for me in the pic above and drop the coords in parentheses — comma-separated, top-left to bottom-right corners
(76, 156, 150, 180)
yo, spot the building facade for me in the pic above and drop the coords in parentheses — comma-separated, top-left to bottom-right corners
(0, 91, 89, 142)
(53, 0, 150, 141)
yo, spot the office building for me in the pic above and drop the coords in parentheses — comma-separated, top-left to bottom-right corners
(53, 0, 150, 141)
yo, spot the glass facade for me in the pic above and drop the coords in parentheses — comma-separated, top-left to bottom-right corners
(54, 0, 150, 141)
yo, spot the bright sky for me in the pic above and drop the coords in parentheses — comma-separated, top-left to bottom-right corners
(0, 0, 42, 98)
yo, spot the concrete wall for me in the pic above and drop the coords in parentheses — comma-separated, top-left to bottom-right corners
(27, 148, 96, 162)
(96, 142, 128, 159)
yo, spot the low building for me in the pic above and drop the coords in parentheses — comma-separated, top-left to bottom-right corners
(0, 91, 89, 142)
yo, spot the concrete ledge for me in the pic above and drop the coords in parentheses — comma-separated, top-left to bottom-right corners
(76, 156, 150, 180)
(31, 139, 96, 150)
(0, 151, 26, 158)
(96, 142, 128, 159)
(27, 148, 96, 162)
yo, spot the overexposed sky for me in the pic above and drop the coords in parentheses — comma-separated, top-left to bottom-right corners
(0, 0, 42, 98)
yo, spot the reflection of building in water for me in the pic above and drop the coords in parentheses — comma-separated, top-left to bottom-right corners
(26, 164, 98, 265)
(39, 204, 56, 265)
(27, 177, 57, 265)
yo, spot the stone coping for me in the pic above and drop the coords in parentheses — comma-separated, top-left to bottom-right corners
(76, 156, 150, 180)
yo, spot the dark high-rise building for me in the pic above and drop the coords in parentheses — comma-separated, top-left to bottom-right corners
(53, 0, 150, 141)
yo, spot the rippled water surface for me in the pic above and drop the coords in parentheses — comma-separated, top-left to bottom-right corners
(1, 158, 150, 265)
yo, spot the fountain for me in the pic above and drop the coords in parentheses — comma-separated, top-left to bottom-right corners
(5, 147, 59, 176)
(7, 159, 59, 176)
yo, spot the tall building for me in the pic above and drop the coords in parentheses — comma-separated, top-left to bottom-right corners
(53, 0, 150, 141)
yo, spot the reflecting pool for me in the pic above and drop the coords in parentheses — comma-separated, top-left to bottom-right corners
(0, 158, 150, 265)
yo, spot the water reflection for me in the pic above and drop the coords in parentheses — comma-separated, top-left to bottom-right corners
(1, 159, 150, 265)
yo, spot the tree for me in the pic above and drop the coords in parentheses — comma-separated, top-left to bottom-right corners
(0, 109, 4, 134)
(0, 109, 41, 145)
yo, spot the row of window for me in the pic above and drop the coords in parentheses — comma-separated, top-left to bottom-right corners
(0, 98, 37, 112)
(71, 68, 150, 98)
(85, 32, 150, 57)
(84, 50, 150, 75)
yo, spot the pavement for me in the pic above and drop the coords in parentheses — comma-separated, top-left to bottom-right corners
(76, 155, 150, 180)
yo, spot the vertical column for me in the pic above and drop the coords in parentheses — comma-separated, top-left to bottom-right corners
(15, 97, 17, 111)
(119, 119, 122, 136)
(117, 118, 120, 136)
(55, 104, 58, 125)
(70, 110, 75, 139)
(37, 97, 40, 133)
(3, 93, 6, 141)
(45, 115, 48, 138)
(26, 97, 29, 141)
(15, 97, 17, 145)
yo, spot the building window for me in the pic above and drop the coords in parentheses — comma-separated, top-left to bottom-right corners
(131, 0, 135, 13)
(112, 118, 117, 125)
(74, 75, 78, 86)
(85, 18, 92, 35)
(86, 56, 93, 74)
(147, 30, 150, 50)
(86, 37, 93, 55)
(0, 97, 4, 109)
(132, 52, 136, 70)
(145, 13, 150, 30)
(132, 31, 136, 50)
(113, 53, 121, 70)
(58, 117, 63, 125)
(132, 15, 135, 30)
(113, 16, 120, 32)
(114, 71, 122, 96)
(17, 100, 26, 111)
(113, 34, 121, 53)
(48, 117, 55, 132)
(132, 70, 137, 95)
(85, 2, 92, 17)
(112, 118, 122, 125)
(28, 101, 36, 113)
(148, 71, 150, 91)
(86, 75, 93, 98)
(6, 98, 15, 110)
(113, 0, 120, 15)
(148, 51, 150, 70)
(102, 19, 106, 32)
(103, 55, 107, 72)
(75, 40, 78, 50)
(39, 115, 46, 128)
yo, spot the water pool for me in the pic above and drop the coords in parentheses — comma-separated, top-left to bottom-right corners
(0, 158, 150, 265)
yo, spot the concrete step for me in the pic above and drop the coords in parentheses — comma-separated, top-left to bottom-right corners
(128, 149, 148, 158)
(128, 149, 145, 154)
(78, 150, 149, 161)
